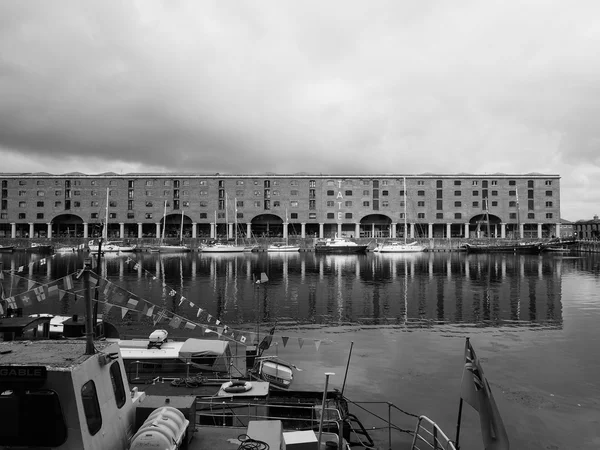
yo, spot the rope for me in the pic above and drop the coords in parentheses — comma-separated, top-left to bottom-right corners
(237, 433, 270, 450)
(170, 374, 207, 388)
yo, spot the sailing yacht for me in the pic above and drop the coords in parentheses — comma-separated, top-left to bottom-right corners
(267, 209, 300, 252)
(88, 188, 137, 253)
(150, 202, 191, 253)
(375, 177, 426, 253)
(199, 196, 245, 253)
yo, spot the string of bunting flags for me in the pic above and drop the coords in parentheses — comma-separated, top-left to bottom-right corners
(0, 263, 326, 351)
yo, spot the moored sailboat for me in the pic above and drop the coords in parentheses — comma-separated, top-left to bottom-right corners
(199, 197, 245, 253)
(375, 177, 426, 253)
(151, 203, 191, 253)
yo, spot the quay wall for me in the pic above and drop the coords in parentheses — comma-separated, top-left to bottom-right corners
(1, 237, 590, 252)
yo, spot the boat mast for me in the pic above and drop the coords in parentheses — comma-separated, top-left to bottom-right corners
(161, 200, 167, 244)
(104, 187, 109, 241)
(179, 209, 184, 245)
(516, 188, 521, 239)
(403, 177, 407, 244)
(234, 197, 238, 246)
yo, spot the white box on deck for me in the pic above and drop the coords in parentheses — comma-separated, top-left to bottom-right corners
(247, 420, 283, 450)
(283, 430, 318, 450)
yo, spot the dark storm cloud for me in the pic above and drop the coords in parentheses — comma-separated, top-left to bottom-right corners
(1, 0, 600, 218)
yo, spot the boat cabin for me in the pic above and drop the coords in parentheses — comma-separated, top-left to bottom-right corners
(0, 316, 51, 341)
(116, 336, 233, 383)
(0, 340, 144, 450)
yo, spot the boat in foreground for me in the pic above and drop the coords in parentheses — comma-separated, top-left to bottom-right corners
(0, 337, 465, 450)
(314, 236, 368, 254)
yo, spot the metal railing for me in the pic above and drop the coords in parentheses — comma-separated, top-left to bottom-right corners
(410, 416, 456, 450)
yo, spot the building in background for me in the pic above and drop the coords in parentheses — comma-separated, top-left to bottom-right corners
(573, 216, 600, 240)
(0, 173, 561, 240)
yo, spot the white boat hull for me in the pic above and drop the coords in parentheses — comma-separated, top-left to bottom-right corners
(267, 245, 300, 252)
(376, 241, 426, 253)
(199, 245, 246, 253)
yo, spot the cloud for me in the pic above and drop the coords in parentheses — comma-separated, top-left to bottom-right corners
(0, 0, 599, 219)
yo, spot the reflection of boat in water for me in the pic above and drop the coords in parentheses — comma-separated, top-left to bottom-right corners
(314, 235, 368, 254)
(0, 245, 14, 253)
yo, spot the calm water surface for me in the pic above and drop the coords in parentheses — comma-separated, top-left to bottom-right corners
(2, 251, 599, 449)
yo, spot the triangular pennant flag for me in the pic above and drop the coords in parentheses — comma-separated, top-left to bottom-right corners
(314, 339, 321, 351)
(142, 303, 149, 316)
(104, 303, 113, 314)
(169, 289, 176, 297)
(197, 308, 203, 317)
(207, 314, 212, 323)
(281, 336, 289, 348)
(298, 338, 304, 349)
(146, 305, 155, 317)
(40, 258, 47, 265)
(178, 296, 186, 306)
(133, 263, 140, 270)
(121, 307, 128, 319)
(240, 335, 247, 344)
(184, 322, 196, 330)
(28, 280, 36, 290)
(215, 320, 221, 326)
(18, 266, 24, 273)
(217, 326, 224, 337)
(58, 289, 66, 300)
(189, 302, 194, 308)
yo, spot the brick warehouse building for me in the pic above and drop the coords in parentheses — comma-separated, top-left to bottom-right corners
(0, 173, 561, 241)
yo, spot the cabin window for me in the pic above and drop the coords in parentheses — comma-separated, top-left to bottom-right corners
(0, 389, 68, 447)
(109, 362, 126, 408)
(81, 380, 102, 435)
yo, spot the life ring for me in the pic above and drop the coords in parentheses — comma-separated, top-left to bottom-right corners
(222, 380, 252, 394)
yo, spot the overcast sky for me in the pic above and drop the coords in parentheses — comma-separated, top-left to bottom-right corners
(1, 1, 599, 221)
